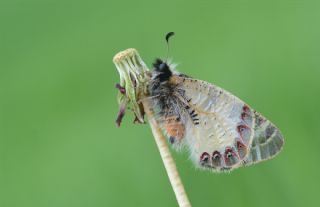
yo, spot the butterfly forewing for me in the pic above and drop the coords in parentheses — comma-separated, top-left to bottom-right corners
(148, 60, 284, 172)
(169, 76, 253, 170)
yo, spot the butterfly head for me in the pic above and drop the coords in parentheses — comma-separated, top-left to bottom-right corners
(153, 58, 172, 82)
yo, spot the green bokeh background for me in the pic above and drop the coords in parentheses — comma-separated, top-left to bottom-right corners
(1, 0, 320, 207)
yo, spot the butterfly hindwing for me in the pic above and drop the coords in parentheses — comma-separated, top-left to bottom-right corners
(244, 111, 284, 165)
(169, 76, 254, 171)
(170, 75, 283, 171)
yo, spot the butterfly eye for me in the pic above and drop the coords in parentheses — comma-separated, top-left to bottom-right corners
(159, 63, 167, 71)
(212, 151, 222, 167)
(200, 152, 210, 165)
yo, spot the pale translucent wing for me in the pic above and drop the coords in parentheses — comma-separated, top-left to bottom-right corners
(170, 75, 284, 171)
(244, 112, 284, 165)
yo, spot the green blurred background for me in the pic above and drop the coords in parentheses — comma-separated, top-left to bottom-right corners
(1, 0, 320, 207)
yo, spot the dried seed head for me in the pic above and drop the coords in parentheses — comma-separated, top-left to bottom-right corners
(113, 48, 150, 125)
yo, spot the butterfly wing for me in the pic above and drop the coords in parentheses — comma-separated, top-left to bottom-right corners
(169, 75, 284, 171)
(245, 111, 284, 165)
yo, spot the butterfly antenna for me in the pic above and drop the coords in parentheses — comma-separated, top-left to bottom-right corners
(165, 32, 175, 62)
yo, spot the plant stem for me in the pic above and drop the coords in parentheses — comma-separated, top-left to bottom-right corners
(113, 48, 191, 206)
(142, 99, 192, 207)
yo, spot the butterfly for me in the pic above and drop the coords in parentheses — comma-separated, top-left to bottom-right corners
(115, 33, 284, 172)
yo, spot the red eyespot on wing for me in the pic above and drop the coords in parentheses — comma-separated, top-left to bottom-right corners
(224, 147, 239, 166)
(237, 124, 251, 144)
(200, 152, 210, 165)
(241, 105, 252, 123)
(236, 140, 244, 149)
(236, 140, 247, 159)
(237, 124, 249, 133)
(212, 151, 222, 167)
(224, 148, 233, 159)
(242, 105, 250, 112)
